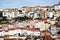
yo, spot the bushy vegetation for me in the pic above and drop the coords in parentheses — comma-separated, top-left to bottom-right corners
(0, 17, 8, 24)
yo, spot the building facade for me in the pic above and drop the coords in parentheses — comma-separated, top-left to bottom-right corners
(3, 8, 19, 19)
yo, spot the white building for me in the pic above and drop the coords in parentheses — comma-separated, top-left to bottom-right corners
(54, 2, 60, 10)
(3, 8, 19, 19)
(40, 6, 51, 10)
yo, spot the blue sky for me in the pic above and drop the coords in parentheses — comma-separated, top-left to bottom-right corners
(0, 0, 60, 8)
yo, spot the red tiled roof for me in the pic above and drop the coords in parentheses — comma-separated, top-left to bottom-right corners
(3, 30, 9, 32)
(8, 28, 16, 30)
(51, 24, 60, 27)
(0, 30, 2, 32)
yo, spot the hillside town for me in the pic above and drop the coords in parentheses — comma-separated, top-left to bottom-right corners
(0, 2, 60, 40)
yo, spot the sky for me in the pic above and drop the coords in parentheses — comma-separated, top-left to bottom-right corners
(0, 0, 60, 9)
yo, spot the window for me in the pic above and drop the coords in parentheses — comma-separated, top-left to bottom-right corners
(4, 13, 6, 15)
